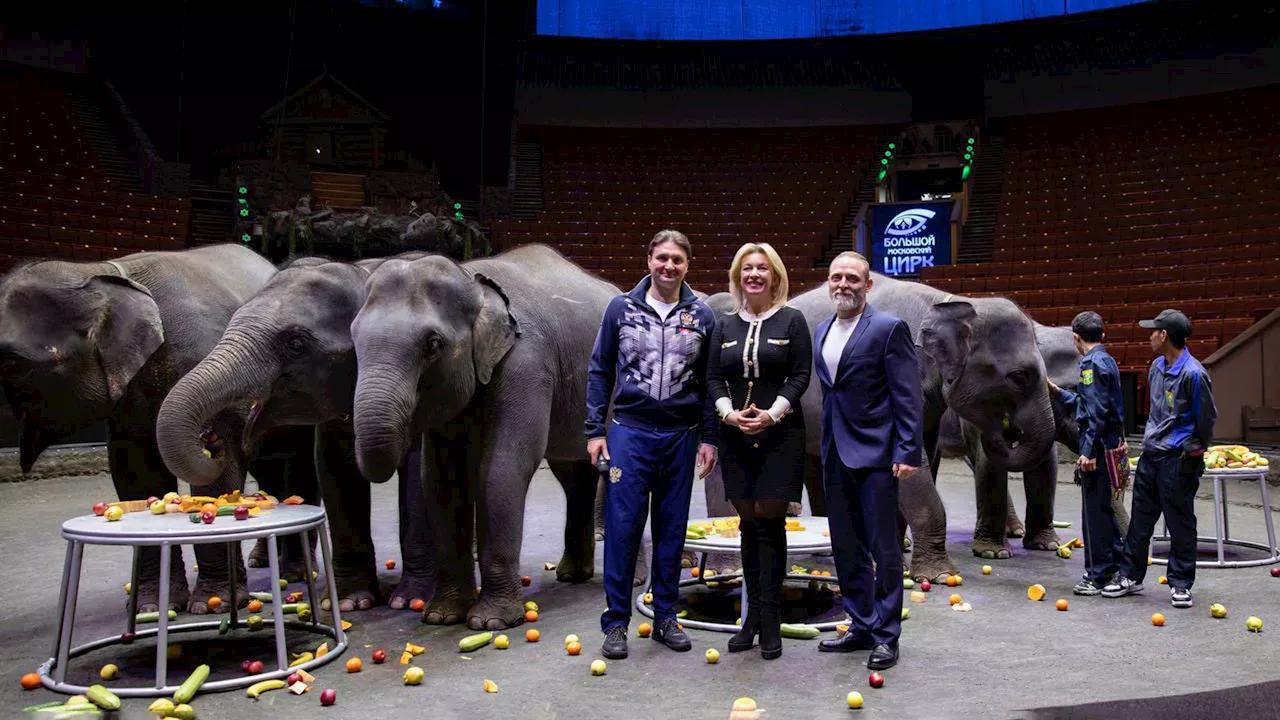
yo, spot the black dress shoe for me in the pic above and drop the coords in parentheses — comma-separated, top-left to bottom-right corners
(867, 642, 899, 670)
(653, 618, 692, 652)
(818, 630, 875, 653)
(602, 625, 629, 659)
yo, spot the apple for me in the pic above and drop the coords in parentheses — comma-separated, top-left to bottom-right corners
(590, 659, 606, 676)
(705, 648, 720, 664)
(287, 672, 302, 686)
(163, 492, 180, 503)
(372, 649, 387, 664)
(150, 500, 167, 515)
(919, 581, 931, 592)
(385, 559, 396, 570)
(92, 502, 109, 516)
(847, 691, 864, 709)
(248, 660, 264, 674)
(120, 631, 136, 644)
(105, 506, 124, 521)
(241, 659, 253, 673)
(494, 634, 510, 649)
(320, 688, 336, 706)
(1270, 567, 1280, 578)
(869, 671, 884, 689)
(1246, 616, 1263, 632)
(1210, 603, 1227, 618)
(146, 496, 159, 506)
(233, 506, 249, 521)
(201, 510, 215, 524)
(521, 575, 532, 586)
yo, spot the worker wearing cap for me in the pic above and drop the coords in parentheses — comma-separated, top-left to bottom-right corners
(1048, 311, 1127, 597)
(1102, 309, 1217, 609)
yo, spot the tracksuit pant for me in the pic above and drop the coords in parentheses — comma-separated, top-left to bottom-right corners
(600, 420, 699, 633)
(1079, 461, 1124, 584)
(1119, 450, 1204, 589)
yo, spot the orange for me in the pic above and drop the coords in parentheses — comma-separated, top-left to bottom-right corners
(207, 596, 222, 611)
(20, 672, 40, 690)
(636, 623, 652, 637)
(409, 598, 425, 612)
(247, 599, 263, 613)
(690, 567, 700, 578)
(201, 503, 217, 515)
(1055, 599, 1069, 611)
(566, 641, 582, 656)
(525, 610, 539, 623)
(948, 594, 962, 606)
(346, 657, 363, 673)
(525, 628, 540, 642)
(946, 576, 959, 587)
(1152, 613, 1166, 627)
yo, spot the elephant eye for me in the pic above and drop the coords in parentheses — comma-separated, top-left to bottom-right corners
(282, 335, 308, 358)
(1006, 369, 1031, 389)
(424, 333, 443, 355)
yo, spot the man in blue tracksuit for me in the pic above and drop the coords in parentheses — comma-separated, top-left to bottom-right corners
(1103, 309, 1216, 609)
(1048, 312, 1127, 597)
(585, 229, 719, 660)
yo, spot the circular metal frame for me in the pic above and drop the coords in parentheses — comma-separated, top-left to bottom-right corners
(1148, 468, 1278, 568)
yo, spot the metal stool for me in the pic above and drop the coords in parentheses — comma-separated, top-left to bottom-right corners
(40, 504, 347, 697)
(1151, 467, 1279, 568)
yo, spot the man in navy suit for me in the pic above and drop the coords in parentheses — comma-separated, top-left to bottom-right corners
(813, 251, 923, 671)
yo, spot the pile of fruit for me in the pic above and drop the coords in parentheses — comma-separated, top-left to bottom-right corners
(685, 518, 740, 539)
(91, 490, 303, 522)
(1128, 445, 1270, 471)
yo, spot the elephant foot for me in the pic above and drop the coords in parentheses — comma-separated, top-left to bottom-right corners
(135, 575, 190, 615)
(555, 553, 594, 584)
(320, 573, 379, 612)
(680, 551, 697, 569)
(703, 552, 740, 578)
(247, 537, 269, 568)
(1006, 518, 1026, 539)
(908, 556, 957, 584)
(187, 576, 249, 615)
(1023, 527, 1061, 551)
(971, 536, 1014, 561)
(389, 574, 435, 611)
(467, 595, 526, 631)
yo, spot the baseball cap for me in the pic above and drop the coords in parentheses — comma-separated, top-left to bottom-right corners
(1138, 309, 1192, 336)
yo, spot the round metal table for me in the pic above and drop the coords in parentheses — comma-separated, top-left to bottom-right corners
(1150, 465, 1279, 568)
(40, 504, 347, 697)
(634, 516, 844, 633)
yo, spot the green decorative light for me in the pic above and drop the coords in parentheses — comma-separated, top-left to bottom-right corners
(877, 169, 887, 183)
(237, 198, 247, 205)
(241, 233, 251, 243)
(881, 159, 888, 166)
(454, 212, 464, 221)
(961, 165, 971, 180)
(964, 153, 972, 161)
(884, 150, 892, 157)
(967, 137, 975, 144)
(239, 208, 249, 217)
(888, 143, 896, 150)
(238, 186, 247, 195)
(453, 202, 462, 210)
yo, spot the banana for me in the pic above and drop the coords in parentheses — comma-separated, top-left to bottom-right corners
(246, 679, 287, 699)
(288, 651, 314, 667)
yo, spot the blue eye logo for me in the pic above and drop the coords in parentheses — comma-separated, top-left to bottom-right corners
(885, 208, 936, 236)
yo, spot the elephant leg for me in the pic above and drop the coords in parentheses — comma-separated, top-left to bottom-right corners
(1021, 447, 1061, 551)
(968, 429, 1014, 560)
(421, 430, 474, 625)
(468, 392, 551, 632)
(246, 453, 289, 570)
(106, 424, 189, 613)
(278, 427, 320, 581)
(1006, 489, 1026, 538)
(391, 435, 436, 610)
(899, 464, 957, 582)
(548, 460, 597, 584)
(314, 422, 378, 612)
(700, 462, 739, 576)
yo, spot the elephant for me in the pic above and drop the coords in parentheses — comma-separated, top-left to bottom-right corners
(155, 252, 438, 612)
(350, 243, 618, 630)
(703, 271, 1061, 579)
(0, 244, 311, 613)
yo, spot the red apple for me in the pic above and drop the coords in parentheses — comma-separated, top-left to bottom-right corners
(234, 506, 249, 521)
(920, 581, 931, 592)
(869, 671, 884, 688)
(248, 660, 264, 674)
(521, 575, 532, 587)
(92, 502, 109, 516)
(287, 672, 302, 686)
(286, 591, 303, 603)
(201, 510, 215, 524)
(241, 659, 254, 673)
(1270, 567, 1280, 578)
(385, 559, 396, 570)
(320, 688, 336, 706)
(145, 496, 159, 506)
(120, 632, 136, 644)
(371, 649, 387, 664)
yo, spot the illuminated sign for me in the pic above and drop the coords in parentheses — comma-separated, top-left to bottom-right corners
(869, 201, 954, 277)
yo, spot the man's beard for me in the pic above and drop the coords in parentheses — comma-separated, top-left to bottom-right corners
(831, 291, 864, 314)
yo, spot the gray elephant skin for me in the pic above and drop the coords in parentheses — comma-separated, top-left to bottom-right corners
(156, 252, 439, 613)
(0, 245, 312, 613)
(705, 271, 1061, 579)
(350, 244, 617, 630)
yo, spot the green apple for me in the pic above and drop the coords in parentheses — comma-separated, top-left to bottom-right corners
(1210, 603, 1227, 618)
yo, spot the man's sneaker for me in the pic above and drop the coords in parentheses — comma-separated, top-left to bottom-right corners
(1073, 578, 1104, 596)
(601, 625, 628, 659)
(1171, 586, 1193, 608)
(652, 618, 693, 652)
(1100, 576, 1143, 598)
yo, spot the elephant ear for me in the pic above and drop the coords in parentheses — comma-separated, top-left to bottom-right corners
(86, 274, 165, 405)
(470, 272, 520, 385)
(920, 300, 976, 385)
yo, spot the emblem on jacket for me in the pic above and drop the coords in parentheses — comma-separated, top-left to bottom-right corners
(679, 311, 696, 328)
(609, 467, 622, 484)
(1081, 368, 1094, 386)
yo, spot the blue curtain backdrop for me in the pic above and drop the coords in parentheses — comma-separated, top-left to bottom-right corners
(536, 0, 1151, 40)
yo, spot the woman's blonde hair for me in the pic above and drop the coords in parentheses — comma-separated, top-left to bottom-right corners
(728, 242, 789, 313)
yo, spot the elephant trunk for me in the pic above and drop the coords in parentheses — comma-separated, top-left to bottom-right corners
(993, 384, 1058, 472)
(353, 361, 418, 483)
(156, 333, 277, 485)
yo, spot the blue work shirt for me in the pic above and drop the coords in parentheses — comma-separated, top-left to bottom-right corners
(1057, 344, 1125, 460)
(1142, 348, 1217, 456)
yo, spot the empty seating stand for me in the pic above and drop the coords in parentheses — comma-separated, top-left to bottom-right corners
(493, 125, 881, 293)
(0, 64, 191, 270)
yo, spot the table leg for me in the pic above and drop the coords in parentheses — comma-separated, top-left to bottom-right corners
(1222, 480, 1231, 541)
(226, 541, 239, 629)
(156, 542, 172, 690)
(54, 540, 83, 684)
(126, 548, 140, 638)
(50, 541, 75, 669)
(301, 529, 319, 627)
(317, 522, 345, 646)
(1213, 477, 1226, 567)
(1259, 472, 1278, 559)
(267, 533, 289, 671)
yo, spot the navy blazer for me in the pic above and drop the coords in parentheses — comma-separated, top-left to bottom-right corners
(814, 303, 924, 471)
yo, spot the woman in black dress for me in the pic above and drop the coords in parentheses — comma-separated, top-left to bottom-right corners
(707, 242, 811, 660)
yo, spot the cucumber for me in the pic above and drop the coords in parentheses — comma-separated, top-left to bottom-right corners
(85, 684, 121, 711)
(135, 610, 178, 623)
(459, 631, 493, 652)
(779, 623, 820, 639)
(249, 591, 274, 602)
(172, 663, 210, 704)
(1051, 521, 1072, 528)
(280, 603, 307, 614)
(218, 615, 230, 635)
(216, 504, 237, 516)
(22, 701, 66, 711)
